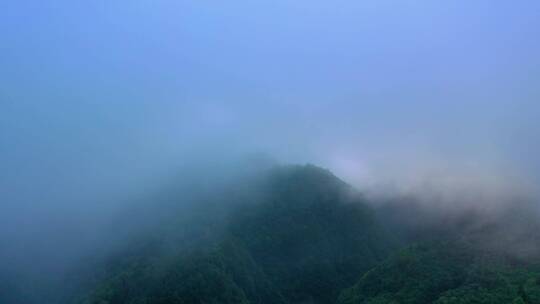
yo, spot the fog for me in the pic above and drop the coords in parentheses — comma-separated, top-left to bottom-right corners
(2, 0, 540, 302)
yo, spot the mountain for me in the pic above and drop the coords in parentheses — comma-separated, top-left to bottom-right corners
(338, 241, 540, 304)
(78, 165, 396, 304)
(67, 164, 540, 304)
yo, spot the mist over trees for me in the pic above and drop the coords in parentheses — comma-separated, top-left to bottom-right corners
(2, 1, 540, 303)
(3, 163, 540, 304)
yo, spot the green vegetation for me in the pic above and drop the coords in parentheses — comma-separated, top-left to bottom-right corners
(75, 165, 540, 304)
(80, 165, 394, 304)
(338, 242, 540, 304)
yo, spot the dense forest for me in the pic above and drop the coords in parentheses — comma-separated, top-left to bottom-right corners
(4, 165, 540, 304)
(76, 165, 395, 304)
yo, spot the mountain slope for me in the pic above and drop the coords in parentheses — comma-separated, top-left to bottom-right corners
(80, 165, 395, 304)
(338, 241, 540, 304)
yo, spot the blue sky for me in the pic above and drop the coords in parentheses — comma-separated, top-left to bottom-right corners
(1, 0, 540, 211)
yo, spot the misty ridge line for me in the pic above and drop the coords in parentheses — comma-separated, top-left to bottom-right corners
(3, 158, 540, 266)
(92, 159, 540, 260)
(356, 165, 540, 261)
(1, 157, 540, 304)
(69, 162, 540, 304)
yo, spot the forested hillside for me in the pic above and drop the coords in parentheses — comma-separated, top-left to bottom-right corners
(339, 241, 540, 304)
(79, 165, 396, 304)
(36, 164, 539, 304)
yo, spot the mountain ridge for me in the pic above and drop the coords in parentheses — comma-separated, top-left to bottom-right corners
(79, 164, 396, 304)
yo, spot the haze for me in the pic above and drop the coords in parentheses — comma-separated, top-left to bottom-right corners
(1, 0, 540, 302)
